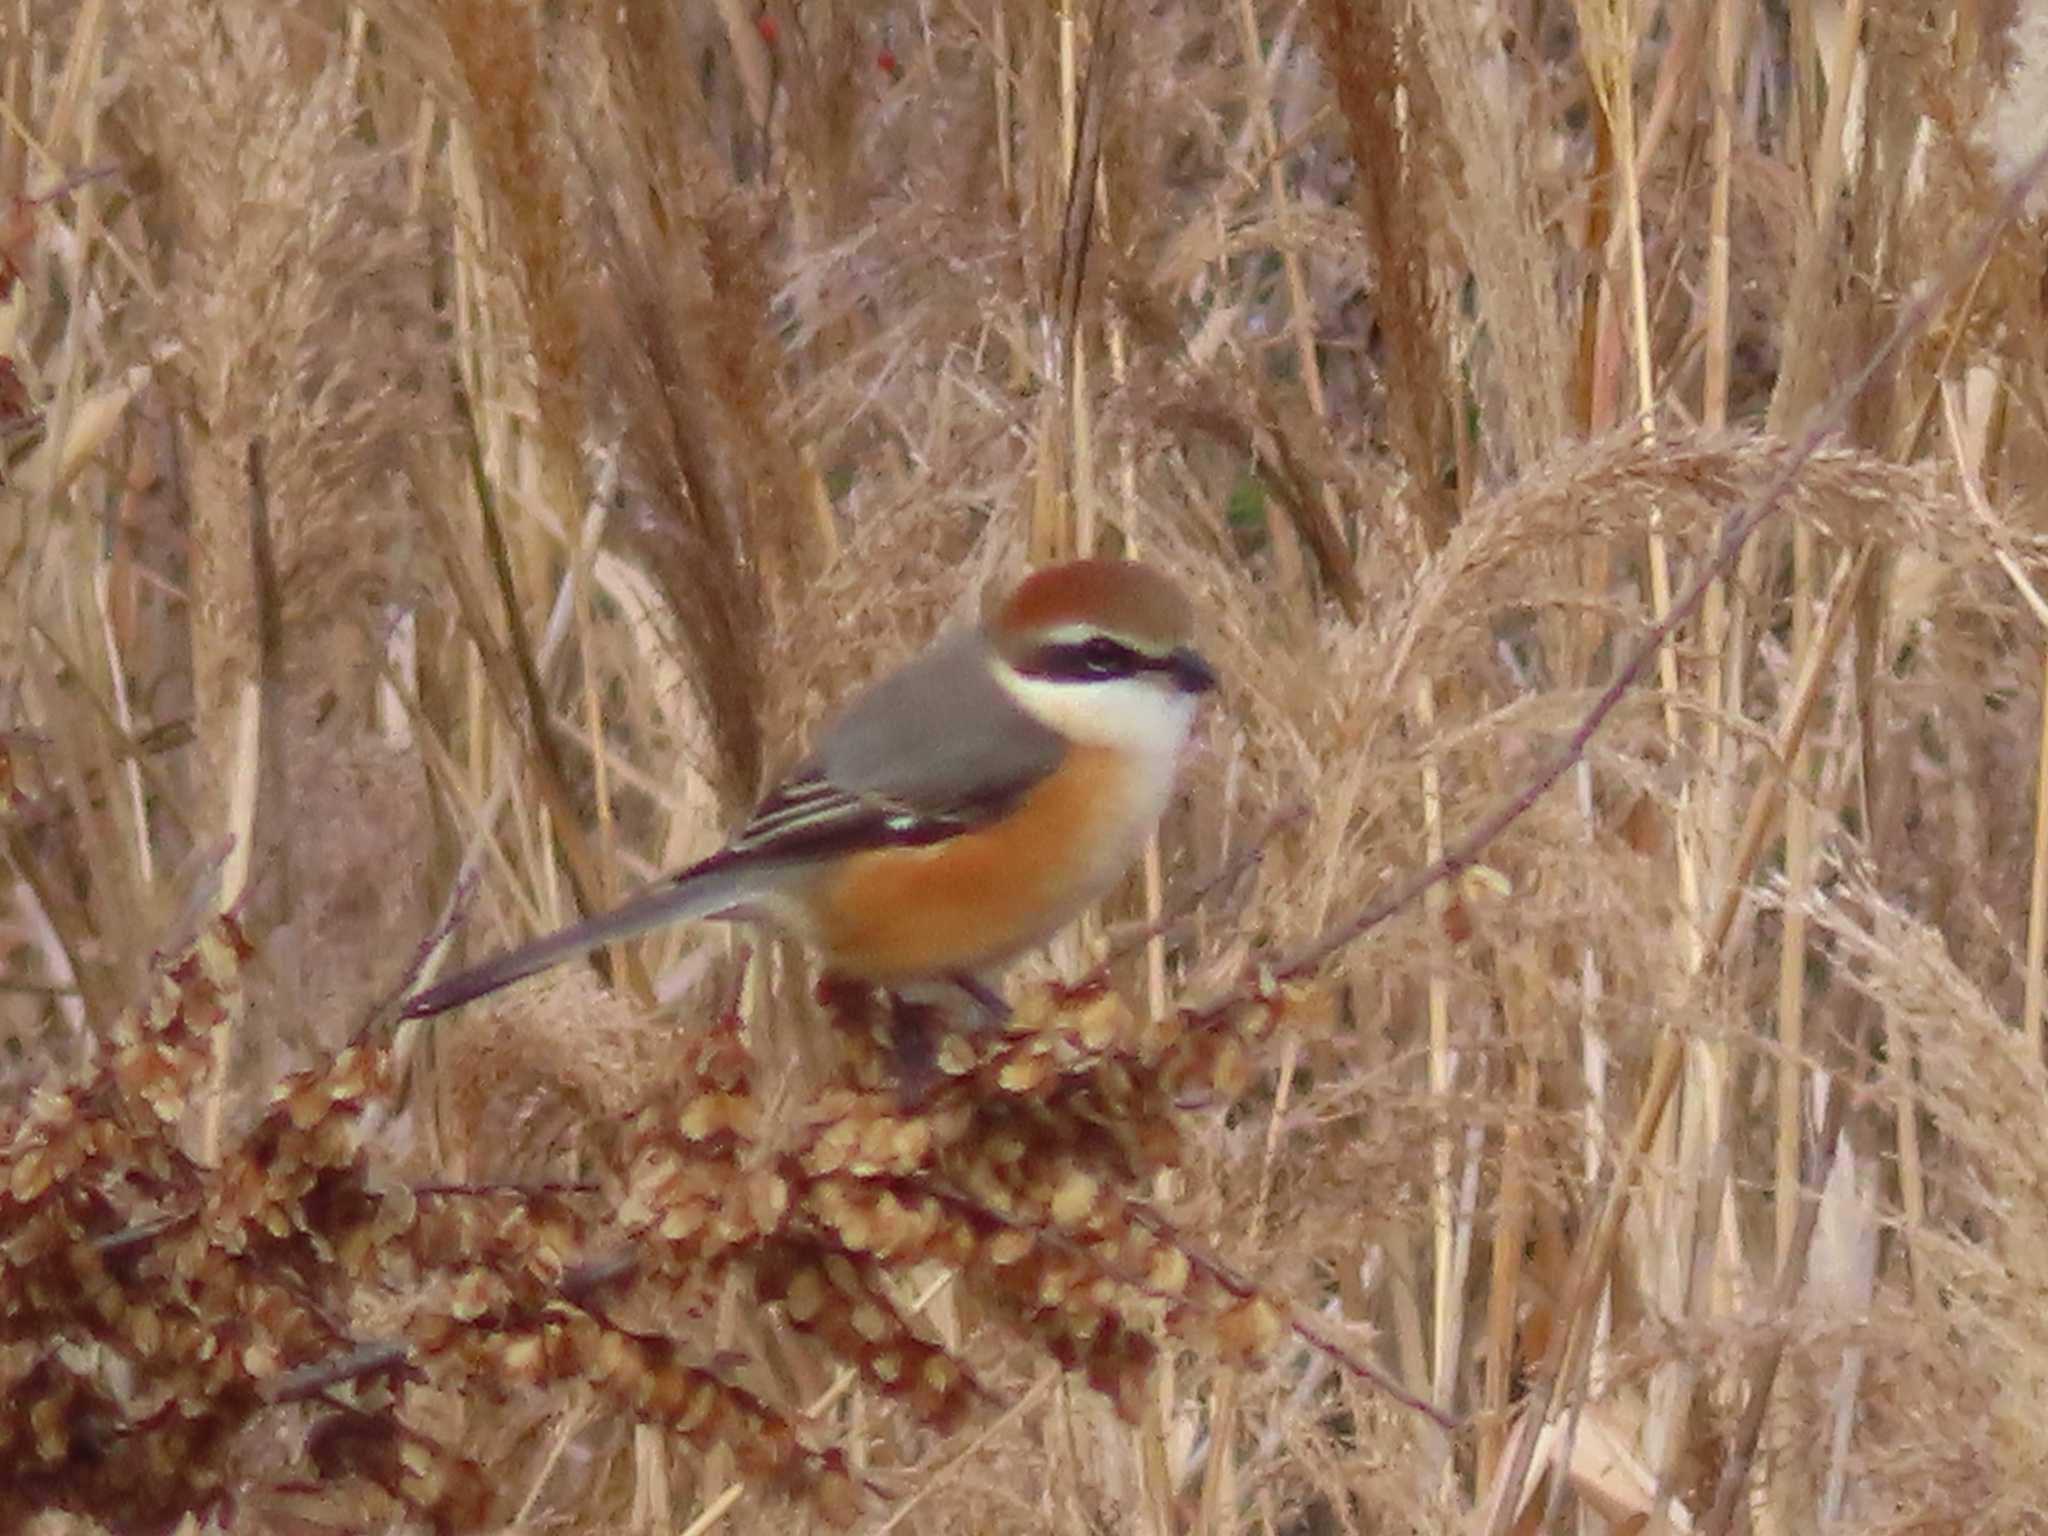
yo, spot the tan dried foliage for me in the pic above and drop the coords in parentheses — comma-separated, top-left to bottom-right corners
(8, 1, 2048, 1534)
(0, 912, 1335, 1530)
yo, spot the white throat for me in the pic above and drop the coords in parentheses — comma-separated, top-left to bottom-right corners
(994, 665, 1198, 760)
(994, 660, 1203, 900)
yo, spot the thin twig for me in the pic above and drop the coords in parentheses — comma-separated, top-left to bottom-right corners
(1125, 1207, 1460, 1432)
(267, 1342, 414, 1405)
(442, 370, 649, 1005)
(360, 863, 480, 1041)
(1087, 799, 1308, 979)
(413, 1179, 602, 1199)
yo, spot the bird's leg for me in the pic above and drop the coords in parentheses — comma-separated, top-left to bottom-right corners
(877, 980, 1005, 1106)
(949, 972, 1011, 1027)
(882, 991, 943, 1107)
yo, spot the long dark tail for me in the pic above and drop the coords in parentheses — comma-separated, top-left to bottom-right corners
(401, 862, 752, 1019)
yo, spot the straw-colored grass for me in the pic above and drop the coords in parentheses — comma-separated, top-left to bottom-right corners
(6, 1, 2048, 1531)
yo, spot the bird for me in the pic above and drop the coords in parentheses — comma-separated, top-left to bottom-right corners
(402, 558, 1218, 1021)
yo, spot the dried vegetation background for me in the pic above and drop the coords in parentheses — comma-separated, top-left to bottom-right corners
(5, 0, 2048, 1531)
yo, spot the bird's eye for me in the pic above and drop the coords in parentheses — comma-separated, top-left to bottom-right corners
(1079, 636, 1128, 675)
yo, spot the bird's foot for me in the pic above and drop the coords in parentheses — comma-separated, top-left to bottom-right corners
(815, 972, 1008, 1105)
(948, 972, 1011, 1028)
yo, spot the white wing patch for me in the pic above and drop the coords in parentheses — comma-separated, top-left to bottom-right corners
(724, 771, 979, 862)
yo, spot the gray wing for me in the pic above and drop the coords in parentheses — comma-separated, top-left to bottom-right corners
(721, 629, 1064, 865)
(401, 632, 1060, 1018)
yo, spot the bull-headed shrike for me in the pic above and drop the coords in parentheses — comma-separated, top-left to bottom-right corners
(402, 559, 1217, 1021)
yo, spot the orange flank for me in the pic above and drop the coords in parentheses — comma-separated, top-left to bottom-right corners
(812, 745, 1140, 982)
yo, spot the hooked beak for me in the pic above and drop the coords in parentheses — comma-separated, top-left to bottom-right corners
(1165, 646, 1218, 695)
